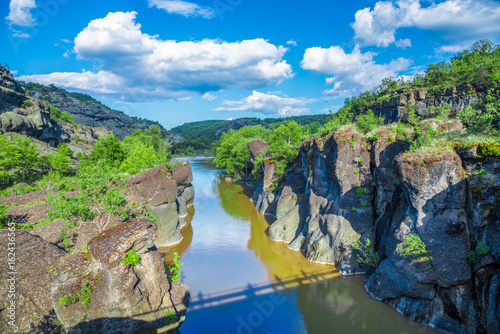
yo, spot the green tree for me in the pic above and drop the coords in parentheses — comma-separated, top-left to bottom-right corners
(267, 121, 304, 175)
(90, 134, 125, 167)
(120, 141, 159, 174)
(47, 144, 73, 175)
(214, 126, 269, 180)
(11, 136, 40, 183)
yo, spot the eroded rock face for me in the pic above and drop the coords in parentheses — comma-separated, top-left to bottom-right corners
(0, 65, 114, 149)
(127, 162, 195, 247)
(0, 230, 65, 333)
(254, 126, 376, 273)
(51, 219, 189, 334)
(252, 121, 500, 333)
(371, 81, 500, 124)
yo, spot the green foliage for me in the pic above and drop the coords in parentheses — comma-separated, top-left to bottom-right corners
(45, 144, 73, 175)
(352, 238, 380, 268)
(354, 157, 363, 163)
(396, 234, 429, 262)
(165, 310, 177, 326)
(167, 252, 183, 283)
(214, 126, 269, 180)
(49, 105, 76, 125)
(55, 283, 92, 309)
(356, 188, 369, 197)
(122, 250, 141, 266)
(90, 134, 125, 167)
(47, 164, 129, 226)
(477, 242, 490, 255)
(88, 126, 172, 175)
(466, 241, 490, 264)
(267, 121, 304, 175)
(355, 110, 384, 134)
(22, 99, 32, 107)
(0, 135, 41, 188)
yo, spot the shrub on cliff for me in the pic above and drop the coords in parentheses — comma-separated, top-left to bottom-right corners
(49, 105, 76, 125)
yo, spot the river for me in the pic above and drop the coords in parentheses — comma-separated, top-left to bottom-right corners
(162, 158, 438, 334)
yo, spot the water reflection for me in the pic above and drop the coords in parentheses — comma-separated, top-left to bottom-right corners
(163, 159, 438, 334)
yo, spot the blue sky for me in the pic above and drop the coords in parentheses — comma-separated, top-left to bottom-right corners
(2, 0, 500, 129)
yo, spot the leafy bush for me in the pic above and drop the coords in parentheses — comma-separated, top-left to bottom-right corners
(90, 134, 125, 167)
(167, 252, 183, 283)
(165, 310, 177, 326)
(49, 105, 76, 125)
(47, 164, 129, 231)
(355, 110, 384, 134)
(396, 234, 429, 262)
(122, 250, 141, 266)
(356, 188, 369, 197)
(45, 144, 73, 175)
(214, 126, 269, 180)
(55, 283, 92, 309)
(0, 135, 41, 188)
(352, 238, 380, 267)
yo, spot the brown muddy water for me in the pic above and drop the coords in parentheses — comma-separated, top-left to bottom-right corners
(162, 158, 439, 334)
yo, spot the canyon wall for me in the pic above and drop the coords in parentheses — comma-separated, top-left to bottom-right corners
(251, 122, 499, 333)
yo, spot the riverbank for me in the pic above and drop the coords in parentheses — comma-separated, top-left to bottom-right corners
(161, 158, 438, 334)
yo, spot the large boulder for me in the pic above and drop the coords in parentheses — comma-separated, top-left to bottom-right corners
(248, 139, 268, 160)
(128, 162, 194, 247)
(0, 230, 65, 333)
(51, 219, 189, 333)
(128, 165, 178, 207)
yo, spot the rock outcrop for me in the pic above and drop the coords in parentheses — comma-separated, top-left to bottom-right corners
(0, 65, 113, 150)
(0, 230, 66, 333)
(50, 219, 189, 333)
(24, 81, 163, 139)
(128, 162, 195, 247)
(251, 124, 500, 333)
(371, 81, 500, 124)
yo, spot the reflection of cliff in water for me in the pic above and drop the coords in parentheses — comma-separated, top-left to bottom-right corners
(296, 276, 437, 334)
(216, 177, 338, 283)
(163, 205, 195, 262)
(215, 176, 255, 221)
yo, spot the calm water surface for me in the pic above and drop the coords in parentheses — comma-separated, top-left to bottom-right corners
(162, 158, 438, 334)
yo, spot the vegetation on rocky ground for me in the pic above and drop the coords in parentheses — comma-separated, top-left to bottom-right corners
(0, 124, 178, 240)
(213, 40, 500, 182)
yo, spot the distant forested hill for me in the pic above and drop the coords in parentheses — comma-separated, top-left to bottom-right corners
(170, 114, 330, 140)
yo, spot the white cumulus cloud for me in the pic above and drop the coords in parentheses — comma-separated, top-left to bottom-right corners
(352, 0, 500, 47)
(202, 92, 217, 100)
(301, 45, 411, 98)
(6, 0, 36, 26)
(19, 11, 293, 102)
(214, 91, 312, 116)
(395, 38, 412, 49)
(148, 0, 215, 18)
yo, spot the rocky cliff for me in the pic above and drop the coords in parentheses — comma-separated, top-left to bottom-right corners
(371, 81, 500, 124)
(0, 220, 189, 334)
(127, 162, 195, 247)
(0, 162, 195, 333)
(251, 121, 499, 333)
(0, 65, 113, 153)
(22, 81, 163, 139)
